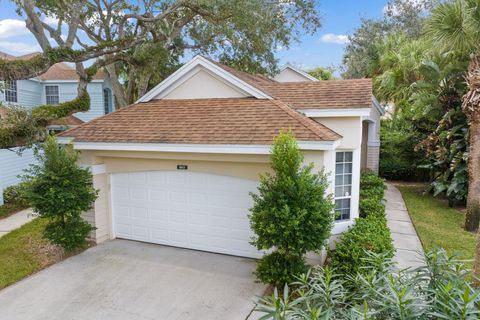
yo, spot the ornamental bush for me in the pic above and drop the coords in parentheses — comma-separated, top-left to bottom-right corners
(23, 136, 97, 251)
(359, 172, 386, 218)
(331, 172, 393, 275)
(330, 215, 394, 276)
(256, 249, 480, 319)
(249, 132, 335, 287)
(3, 182, 29, 207)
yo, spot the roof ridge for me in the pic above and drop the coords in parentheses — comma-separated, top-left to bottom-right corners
(270, 99, 341, 141)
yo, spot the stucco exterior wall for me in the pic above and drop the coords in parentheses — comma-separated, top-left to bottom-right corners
(361, 106, 382, 173)
(314, 117, 362, 149)
(273, 68, 312, 82)
(79, 150, 326, 243)
(161, 67, 249, 99)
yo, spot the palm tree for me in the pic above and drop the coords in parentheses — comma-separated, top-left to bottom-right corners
(427, 0, 480, 232)
(426, 0, 480, 283)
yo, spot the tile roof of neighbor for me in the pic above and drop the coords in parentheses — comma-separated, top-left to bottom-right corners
(59, 98, 341, 144)
(210, 60, 373, 109)
(0, 51, 105, 81)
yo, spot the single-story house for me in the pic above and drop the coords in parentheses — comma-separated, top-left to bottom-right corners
(58, 55, 384, 258)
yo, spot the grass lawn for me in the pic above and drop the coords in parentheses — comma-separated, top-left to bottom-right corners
(0, 218, 91, 289)
(396, 185, 475, 265)
(0, 202, 28, 220)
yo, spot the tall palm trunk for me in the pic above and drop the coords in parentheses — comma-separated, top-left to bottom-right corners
(463, 55, 480, 233)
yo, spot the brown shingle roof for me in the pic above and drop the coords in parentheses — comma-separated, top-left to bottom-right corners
(259, 80, 373, 109)
(59, 98, 341, 144)
(37, 62, 105, 81)
(210, 59, 373, 109)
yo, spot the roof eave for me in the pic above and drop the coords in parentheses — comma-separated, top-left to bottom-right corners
(298, 108, 372, 117)
(57, 139, 341, 153)
(136, 55, 272, 103)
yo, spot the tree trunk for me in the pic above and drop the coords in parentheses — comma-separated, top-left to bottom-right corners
(474, 230, 480, 287)
(463, 55, 480, 233)
(137, 73, 151, 101)
(105, 64, 128, 109)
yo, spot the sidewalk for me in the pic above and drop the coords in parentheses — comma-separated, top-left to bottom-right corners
(0, 208, 35, 237)
(385, 183, 424, 268)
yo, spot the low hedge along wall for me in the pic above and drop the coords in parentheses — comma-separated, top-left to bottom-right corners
(330, 172, 394, 275)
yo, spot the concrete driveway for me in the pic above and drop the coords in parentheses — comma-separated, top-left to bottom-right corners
(0, 240, 266, 320)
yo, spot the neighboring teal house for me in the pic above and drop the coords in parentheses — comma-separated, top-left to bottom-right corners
(0, 51, 114, 122)
(0, 51, 114, 204)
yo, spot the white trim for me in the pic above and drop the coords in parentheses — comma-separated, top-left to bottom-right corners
(154, 66, 249, 99)
(136, 55, 272, 102)
(367, 140, 380, 147)
(81, 164, 106, 175)
(372, 96, 385, 116)
(279, 64, 319, 81)
(57, 137, 74, 144)
(58, 140, 340, 153)
(299, 108, 372, 118)
(332, 220, 354, 235)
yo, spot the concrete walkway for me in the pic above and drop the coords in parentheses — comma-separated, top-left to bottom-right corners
(0, 208, 35, 237)
(385, 184, 424, 268)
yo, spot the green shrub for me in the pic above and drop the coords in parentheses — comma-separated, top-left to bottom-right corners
(360, 171, 386, 195)
(3, 182, 29, 207)
(22, 136, 97, 251)
(254, 252, 307, 287)
(359, 197, 385, 218)
(330, 215, 394, 276)
(249, 132, 335, 286)
(379, 120, 429, 181)
(256, 249, 480, 319)
(359, 172, 386, 218)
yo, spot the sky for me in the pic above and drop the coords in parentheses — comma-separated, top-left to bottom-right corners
(0, 0, 389, 74)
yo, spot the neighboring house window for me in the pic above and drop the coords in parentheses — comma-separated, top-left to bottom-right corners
(335, 151, 353, 221)
(45, 85, 59, 105)
(103, 88, 112, 114)
(4, 80, 17, 103)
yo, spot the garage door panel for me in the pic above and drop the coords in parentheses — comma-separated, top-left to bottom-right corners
(112, 171, 262, 258)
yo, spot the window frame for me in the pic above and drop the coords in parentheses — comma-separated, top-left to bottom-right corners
(45, 85, 60, 105)
(334, 151, 354, 221)
(4, 80, 18, 103)
(103, 88, 112, 114)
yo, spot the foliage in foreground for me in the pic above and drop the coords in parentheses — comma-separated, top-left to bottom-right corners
(256, 249, 480, 320)
(23, 136, 97, 251)
(330, 215, 394, 277)
(249, 132, 334, 287)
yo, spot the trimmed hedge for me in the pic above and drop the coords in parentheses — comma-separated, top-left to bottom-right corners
(330, 215, 394, 275)
(330, 172, 394, 276)
(3, 182, 29, 207)
(359, 172, 386, 218)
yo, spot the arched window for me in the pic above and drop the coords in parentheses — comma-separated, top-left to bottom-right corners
(103, 88, 112, 114)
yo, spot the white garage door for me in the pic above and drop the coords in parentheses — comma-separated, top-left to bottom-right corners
(111, 171, 262, 258)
